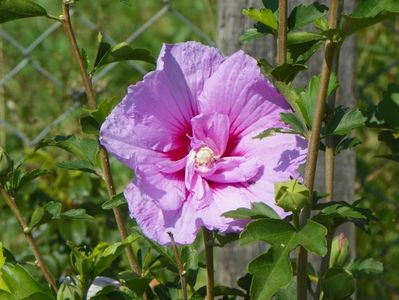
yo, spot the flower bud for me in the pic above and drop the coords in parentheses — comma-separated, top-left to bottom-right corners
(274, 179, 310, 213)
(329, 233, 350, 267)
(0, 147, 12, 180)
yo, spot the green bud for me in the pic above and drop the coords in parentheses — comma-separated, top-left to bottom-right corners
(0, 147, 12, 180)
(329, 233, 350, 267)
(274, 179, 310, 213)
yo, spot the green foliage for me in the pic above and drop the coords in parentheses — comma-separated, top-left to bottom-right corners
(240, 219, 327, 299)
(0, 0, 51, 24)
(326, 107, 367, 136)
(349, 258, 384, 275)
(0, 262, 54, 300)
(321, 267, 355, 300)
(102, 193, 127, 210)
(223, 202, 279, 220)
(91, 36, 156, 74)
(275, 179, 310, 213)
(287, 2, 328, 30)
(242, 8, 277, 31)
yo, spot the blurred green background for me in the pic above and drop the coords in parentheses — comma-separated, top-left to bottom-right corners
(0, 1, 398, 299)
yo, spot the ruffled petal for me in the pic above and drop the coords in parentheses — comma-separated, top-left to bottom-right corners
(125, 182, 202, 245)
(157, 42, 225, 100)
(232, 133, 307, 181)
(191, 112, 230, 155)
(126, 148, 186, 211)
(203, 156, 260, 183)
(198, 50, 291, 137)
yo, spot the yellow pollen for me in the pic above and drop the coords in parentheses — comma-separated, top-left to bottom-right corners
(195, 146, 215, 167)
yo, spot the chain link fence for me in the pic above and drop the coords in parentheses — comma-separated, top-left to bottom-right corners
(0, 0, 215, 148)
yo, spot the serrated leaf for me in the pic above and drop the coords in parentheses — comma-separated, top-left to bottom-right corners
(350, 258, 383, 274)
(239, 28, 265, 43)
(288, 3, 328, 30)
(102, 193, 126, 210)
(377, 84, 399, 132)
(351, 0, 399, 18)
(335, 136, 362, 155)
(36, 135, 99, 166)
(326, 107, 367, 136)
(90, 97, 119, 125)
(248, 246, 292, 300)
(30, 201, 62, 229)
(280, 112, 306, 134)
(242, 8, 277, 30)
(57, 160, 98, 175)
(299, 73, 339, 128)
(0, 0, 49, 24)
(80, 116, 100, 135)
(18, 168, 50, 190)
(94, 42, 155, 71)
(0, 263, 54, 300)
(321, 267, 355, 299)
(223, 202, 279, 220)
(61, 209, 93, 220)
(271, 64, 308, 83)
(93, 32, 111, 69)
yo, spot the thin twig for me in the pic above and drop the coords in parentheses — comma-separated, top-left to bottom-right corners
(0, 188, 58, 292)
(61, 1, 140, 276)
(277, 0, 287, 65)
(203, 228, 214, 300)
(297, 0, 340, 299)
(168, 232, 187, 300)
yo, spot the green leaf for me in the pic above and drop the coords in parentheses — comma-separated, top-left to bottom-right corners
(0, 0, 49, 24)
(0, 243, 5, 268)
(223, 202, 280, 220)
(0, 263, 54, 300)
(287, 32, 324, 45)
(275, 276, 296, 300)
(313, 201, 376, 232)
(95, 42, 156, 70)
(350, 258, 384, 275)
(61, 209, 93, 220)
(261, 0, 278, 12)
(335, 137, 362, 155)
(30, 201, 62, 229)
(240, 219, 327, 256)
(351, 0, 399, 18)
(56, 160, 98, 175)
(378, 130, 399, 153)
(341, 13, 390, 37)
(90, 98, 119, 125)
(288, 3, 328, 30)
(275, 82, 306, 125)
(18, 168, 50, 190)
(36, 135, 99, 166)
(242, 8, 277, 30)
(239, 28, 265, 43)
(279, 112, 306, 135)
(321, 267, 355, 299)
(191, 285, 245, 300)
(377, 84, 399, 132)
(326, 107, 367, 136)
(57, 282, 82, 300)
(93, 32, 112, 69)
(80, 116, 100, 135)
(102, 193, 126, 210)
(271, 64, 308, 83)
(93, 242, 127, 276)
(275, 179, 310, 213)
(254, 127, 298, 139)
(248, 246, 292, 300)
(299, 73, 339, 128)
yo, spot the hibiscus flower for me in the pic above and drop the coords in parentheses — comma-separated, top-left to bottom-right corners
(100, 41, 306, 245)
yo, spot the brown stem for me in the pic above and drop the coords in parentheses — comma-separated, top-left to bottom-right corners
(168, 232, 187, 300)
(0, 188, 58, 292)
(203, 228, 214, 300)
(61, 1, 140, 276)
(297, 0, 340, 299)
(277, 0, 287, 65)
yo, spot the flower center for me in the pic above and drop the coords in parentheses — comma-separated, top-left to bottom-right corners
(194, 146, 215, 172)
